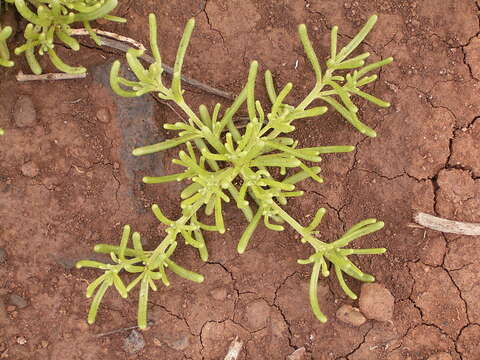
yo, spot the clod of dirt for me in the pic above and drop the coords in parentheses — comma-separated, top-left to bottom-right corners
(427, 353, 452, 360)
(20, 161, 39, 178)
(0, 248, 6, 264)
(209, 287, 228, 301)
(336, 304, 367, 326)
(122, 330, 145, 354)
(13, 96, 37, 128)
(287, 347, 306, 360)
(95, 108, 111, 124)
(358, 283, 394, 322)
(8, 294, 28, 309)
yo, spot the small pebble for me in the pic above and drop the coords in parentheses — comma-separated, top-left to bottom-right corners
(122, 330, 145, 354)
(40, 340, 49, 348)
(96, 108, 111, 123)
(336, 304, 367, 326)
(287, 347, 306, 360)
(21, 161, 39, 178)
(16, 336, 27, 345)
(153, 338, 162, 347)
(13, 96, 37, 128)
(8, 294, 28, 309)
(6, 306, 15, 312)
(359, 283, 394, 322)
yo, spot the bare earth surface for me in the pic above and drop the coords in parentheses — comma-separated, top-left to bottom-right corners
(1, 1, 480, 359)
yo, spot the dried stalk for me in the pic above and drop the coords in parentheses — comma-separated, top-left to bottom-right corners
(16, 70, 86, 82)
(413, 212, 480, 236)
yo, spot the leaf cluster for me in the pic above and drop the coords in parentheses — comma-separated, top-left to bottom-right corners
(1, 0, 123, 73)
(76, 225, 204, 326)
(78, 13, 392, 328)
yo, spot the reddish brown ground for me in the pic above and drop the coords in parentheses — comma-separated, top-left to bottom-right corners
(1, 1, 480, 359)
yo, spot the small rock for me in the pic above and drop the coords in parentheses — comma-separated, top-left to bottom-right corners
(122, 330, 145, 354)
(287, 347, 306, 360)
(16, 336, 27, 345)
(6, 306, 15, 312)
(359, 283, 395, 322)
(40, 340, 49, 348)
(8, 294, 28, 309)
(113, 162, 120, 170)
(0, 248, 6, 264)
(153, 338, 162, 347)
(13, 96, 37, 128)
(210, 287, 227, 301)
(336, 304, 367, 326)
(96, 108, 111, 123)
(427, 353, 452, 360)
(21, 161, 39, 177)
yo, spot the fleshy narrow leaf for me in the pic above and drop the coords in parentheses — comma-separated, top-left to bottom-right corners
(87, 277, 112, 324)
(138, 276, 149, 329)
(309, 262, 327, 323)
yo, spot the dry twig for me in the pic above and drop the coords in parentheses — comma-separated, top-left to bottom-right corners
(16, 70, 86, 82)
(413, 212, 480, 236)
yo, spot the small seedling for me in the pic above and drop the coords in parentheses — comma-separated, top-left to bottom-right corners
(78, 13, 392, 328)
(1, 0, 124, 73)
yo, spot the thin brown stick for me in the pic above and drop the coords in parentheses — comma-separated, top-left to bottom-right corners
(413, 212, 480, 236)
(70, 28, 146, 50)
(16, 70, 86, 82)
(71, 28, 235, 100)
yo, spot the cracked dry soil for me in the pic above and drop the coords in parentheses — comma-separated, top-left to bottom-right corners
(1, 0, 480, 359)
